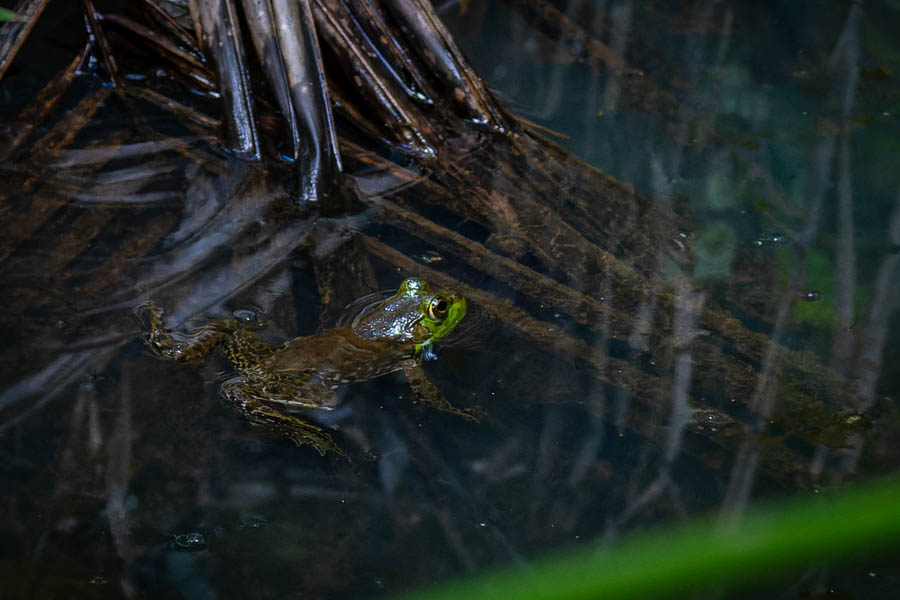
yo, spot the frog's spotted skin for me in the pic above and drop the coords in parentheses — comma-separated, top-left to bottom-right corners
(139, 278, 478, 455)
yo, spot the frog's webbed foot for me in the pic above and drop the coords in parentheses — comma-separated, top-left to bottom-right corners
(135, 302, 170, 352)
(402, 362, 486, 423)
(135, 303, 230, 362)
(222, 380, 344, 457)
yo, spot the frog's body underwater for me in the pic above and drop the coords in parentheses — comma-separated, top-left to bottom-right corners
(140, 278, 480, 455)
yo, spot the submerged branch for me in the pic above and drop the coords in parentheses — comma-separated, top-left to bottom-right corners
(313, 0, 437, 157)
(272, 0, 343, 200)
(192, 0, 260, 159)
(0, 52, 83, 162)
(386, 0, 509, 131)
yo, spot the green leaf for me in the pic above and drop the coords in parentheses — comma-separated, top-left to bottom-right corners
(0, 8, 23, 22)
(394, 476, 900, 600)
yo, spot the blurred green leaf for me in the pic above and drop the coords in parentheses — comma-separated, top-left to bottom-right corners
(0, 8, 23, 22)
(395, 476, 900, 600)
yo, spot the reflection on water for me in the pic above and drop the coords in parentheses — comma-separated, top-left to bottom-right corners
(1, 1, 899, 598)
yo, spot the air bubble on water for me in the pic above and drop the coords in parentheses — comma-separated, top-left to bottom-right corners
(233, 308, 259, 323)
(172, 532, 206, 550)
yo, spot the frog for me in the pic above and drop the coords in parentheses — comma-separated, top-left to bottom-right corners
(138, 278, 480, 455)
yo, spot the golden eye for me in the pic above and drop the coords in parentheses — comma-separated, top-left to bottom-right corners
(428, 297, 449, 320)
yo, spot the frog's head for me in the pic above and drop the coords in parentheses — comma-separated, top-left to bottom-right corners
(351, 278, 467, 354)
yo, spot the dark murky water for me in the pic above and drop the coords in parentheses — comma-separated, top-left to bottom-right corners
(1, 1, 899, 598)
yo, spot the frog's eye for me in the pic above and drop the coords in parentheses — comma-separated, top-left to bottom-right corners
(428, 297, 449, 321)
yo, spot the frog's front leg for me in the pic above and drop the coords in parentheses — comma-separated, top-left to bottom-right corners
(137, 303, 234, 361)
(221, 379, 344, 456)
(401, 360, 485, 423)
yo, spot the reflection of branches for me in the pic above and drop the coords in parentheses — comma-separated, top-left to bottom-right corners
(722, 4, 860, 517)
(822, 8, 862, 485)
(499, 0, 682, 121)
(566, 266, 613, 489)
(105, 363, 135, 593)
(0, 87, 112, 262)
(395, 411, 526, 569)
(831, 89, 858, 370)
(0, 350, 109, 434)
(835, 190, 900, 479)
(720, 139, 829, 518)
(0, 52, 82, 163)
(610, 277, 705, 530)
(854, 191, 900, 407)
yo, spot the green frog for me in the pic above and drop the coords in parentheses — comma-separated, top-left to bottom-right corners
(139, 278, 480, 455)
